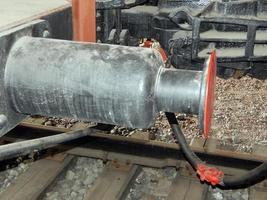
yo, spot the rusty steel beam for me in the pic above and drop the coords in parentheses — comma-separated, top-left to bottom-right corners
(72, 0, 96, 42)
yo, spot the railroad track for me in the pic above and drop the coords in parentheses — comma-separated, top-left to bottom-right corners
(0, 117, 267, 200)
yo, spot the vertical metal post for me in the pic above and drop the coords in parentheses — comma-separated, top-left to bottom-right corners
(115, 8, 122, 41)
(72, 0, 96, 42)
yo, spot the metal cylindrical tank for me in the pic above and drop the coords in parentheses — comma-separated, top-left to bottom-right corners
(4, 37, 215, 132)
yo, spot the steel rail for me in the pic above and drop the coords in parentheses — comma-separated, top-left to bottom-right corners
(0, 122, 265, 171)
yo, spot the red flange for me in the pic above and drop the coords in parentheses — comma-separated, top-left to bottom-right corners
(198, 50, 217, 138)
(203, 50, 217, 138)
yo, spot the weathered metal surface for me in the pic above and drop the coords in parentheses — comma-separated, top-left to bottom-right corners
(0, 1, 74, 137)
(4, 37, 213, 130)
(4, 37, 163, 128)
(0, 0, 70, 32)
(0, 127, 94, 162)
(0, 20, 49, 137)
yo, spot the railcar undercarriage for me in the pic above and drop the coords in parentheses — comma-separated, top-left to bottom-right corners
(95, 0, 267, 76)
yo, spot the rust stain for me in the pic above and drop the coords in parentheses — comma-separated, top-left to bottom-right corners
(72, 0, 96, 42)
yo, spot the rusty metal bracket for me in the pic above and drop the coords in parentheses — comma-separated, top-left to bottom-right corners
(72, 0, 96, 42)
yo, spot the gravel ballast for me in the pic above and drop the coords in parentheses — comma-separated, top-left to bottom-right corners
(0, 162, 29, 194)
(149, 76, 267, 152)
(207, 187, 249, 200)
(126, 167, 177, 200)
(43, 157, 104, 200)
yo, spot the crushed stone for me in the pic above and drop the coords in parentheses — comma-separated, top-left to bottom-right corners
(126, 167, 177, 200)
(42, 157, 104, 200)
(0, 162, 29, 194)
(207, 187, 249, 200)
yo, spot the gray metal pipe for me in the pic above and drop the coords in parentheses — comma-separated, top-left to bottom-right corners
(4, 37, 210, 131)
(156, 68, 202, 114)
(0, 128, 92, 162)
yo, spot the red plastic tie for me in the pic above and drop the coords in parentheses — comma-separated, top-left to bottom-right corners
(196, 164, 224, 186)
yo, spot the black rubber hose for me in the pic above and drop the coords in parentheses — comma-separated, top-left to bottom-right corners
(222, 162, 267, 189)
(166, 112, 267, 188)
(165, 112, 201, 169)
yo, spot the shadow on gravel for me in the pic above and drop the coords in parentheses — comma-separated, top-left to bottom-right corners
(217, 66, 267, 80)
(249, 66, 267, 80)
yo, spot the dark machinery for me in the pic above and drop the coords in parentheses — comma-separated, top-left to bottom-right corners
(95, 0, 267, 75)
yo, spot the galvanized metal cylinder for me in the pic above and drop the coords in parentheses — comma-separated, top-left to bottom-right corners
(155, 69, 202, 114)
(4, 37, 205, 129)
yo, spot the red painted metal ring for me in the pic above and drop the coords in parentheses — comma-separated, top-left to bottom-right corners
(198, 50, 217, 138)
(203, 50, 217, 138)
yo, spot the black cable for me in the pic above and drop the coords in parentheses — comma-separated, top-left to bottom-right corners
(222, 162, 267, 189)
(166, 112, 267, 188)
(165, 112, 201, 169)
